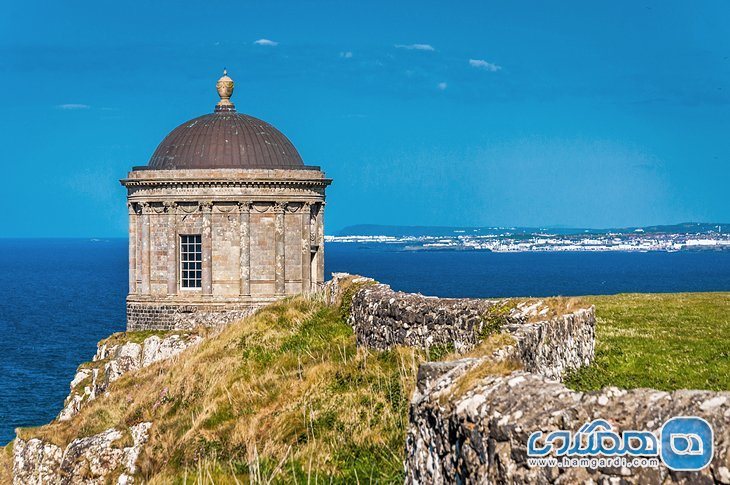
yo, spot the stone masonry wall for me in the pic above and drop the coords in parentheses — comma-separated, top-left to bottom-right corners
(126, 301, 259, 331)
(343, 275, 596, 380)
(406, 370, 730, 484)
(348, 283, 496, 352)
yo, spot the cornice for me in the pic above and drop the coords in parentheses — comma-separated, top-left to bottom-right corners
(120, 178, 332, 189)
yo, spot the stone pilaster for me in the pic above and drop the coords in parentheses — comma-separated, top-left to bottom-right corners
(140, 202, 152, 294)
(127, 203, 137, 294)
(164, 201, 178, 295)
(274, 202, 286, 296)
(201, 201, 213, 296)
(239, 201, 251, 296)
(301, 202, 312, 294)
(316, 203, 325, 286)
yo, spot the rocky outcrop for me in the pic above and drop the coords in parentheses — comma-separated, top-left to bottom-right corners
(406, 370, 730, 484)
(13, 422, 151, 485)
(58, 333, 203, 421)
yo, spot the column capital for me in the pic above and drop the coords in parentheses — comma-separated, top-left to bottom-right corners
(140, 202, 153, 214)
(127, 202, 138, 215)
(273, 201, 287, 214)
(237, 200, 252, 213)
(199, 200, 214, 213)
(163, 200, 177, 213)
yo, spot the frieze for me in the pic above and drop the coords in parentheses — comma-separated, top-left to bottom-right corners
(177, 203, 200, 214)
(213, 202, 238, 214)
(285, 202, 304, 213)
(252, 202, 274, 213)
(151, 204, 167, 215)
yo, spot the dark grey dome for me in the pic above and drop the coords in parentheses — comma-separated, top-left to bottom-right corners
(147, 111, 305, 170)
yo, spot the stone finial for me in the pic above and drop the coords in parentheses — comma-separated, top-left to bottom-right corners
(215, 69, 235, 111)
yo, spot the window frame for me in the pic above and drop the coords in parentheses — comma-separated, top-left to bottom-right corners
(179, 234, 202, 290)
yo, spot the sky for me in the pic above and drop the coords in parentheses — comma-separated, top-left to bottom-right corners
(0, 0, 728, 236)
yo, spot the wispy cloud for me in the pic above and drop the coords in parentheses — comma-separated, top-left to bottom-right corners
(437, 82, 448, 90)
(254, 38, 278, 46)
(340, 51, 353, 59)
(395, 43, 435, 51)
(469, 59, 501, 72)
(57, 103, 90, 110)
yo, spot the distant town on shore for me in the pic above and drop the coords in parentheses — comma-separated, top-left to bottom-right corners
(328, 222, 730, 252)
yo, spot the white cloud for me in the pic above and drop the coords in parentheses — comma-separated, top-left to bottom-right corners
(340, 51, 353, 59)
(469, 59, 501, 72)
(254, 38, 278, 46)
(57, 104, 90, 110)
(395, 43, 435, 51)
(437, 82, 448, 90)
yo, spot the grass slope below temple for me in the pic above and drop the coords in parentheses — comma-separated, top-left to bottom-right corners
(566, 292, 730, 391)
(15, 297, 435, 483)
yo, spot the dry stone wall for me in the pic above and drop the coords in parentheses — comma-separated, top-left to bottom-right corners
(348, 283, 497, 352)
(327, 273, 729, 483)
(406, 370, 730, 484)
(338, 273, 596, 380)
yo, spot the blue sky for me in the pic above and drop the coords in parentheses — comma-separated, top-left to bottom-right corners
(1, 0, 728, 236)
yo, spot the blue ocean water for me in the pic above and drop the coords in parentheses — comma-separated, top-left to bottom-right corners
(1, 239, 729, 445)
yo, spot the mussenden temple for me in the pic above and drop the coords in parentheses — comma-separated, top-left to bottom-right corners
(121, 71, 331, 330)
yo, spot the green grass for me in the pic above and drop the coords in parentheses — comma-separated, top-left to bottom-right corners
(566, 292, 730, 392)
(18, 296, 433, 484)
(10, 290, 728, 483)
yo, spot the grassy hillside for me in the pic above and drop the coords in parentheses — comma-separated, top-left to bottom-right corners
(566, 292, 730, 391)
(0, 443, 11, 484)
(15, 295, 435, 483)
(3, 290, 728, 483)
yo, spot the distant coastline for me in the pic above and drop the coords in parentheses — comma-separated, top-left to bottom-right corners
(328, 222, 730, 252)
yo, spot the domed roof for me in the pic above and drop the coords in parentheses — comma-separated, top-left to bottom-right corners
(146, 71, 305, 170)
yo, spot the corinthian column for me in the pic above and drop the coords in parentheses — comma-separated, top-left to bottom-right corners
(201, 201, 213, 296)
(274, 202, 286, 296)
(140, 202, 151, 295)
(239, 201, 251, 296)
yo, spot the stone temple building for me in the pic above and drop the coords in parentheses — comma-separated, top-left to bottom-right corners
(121, 71, 331, 330)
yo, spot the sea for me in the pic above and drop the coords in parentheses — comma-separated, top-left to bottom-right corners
(1, 238, 729, 445)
